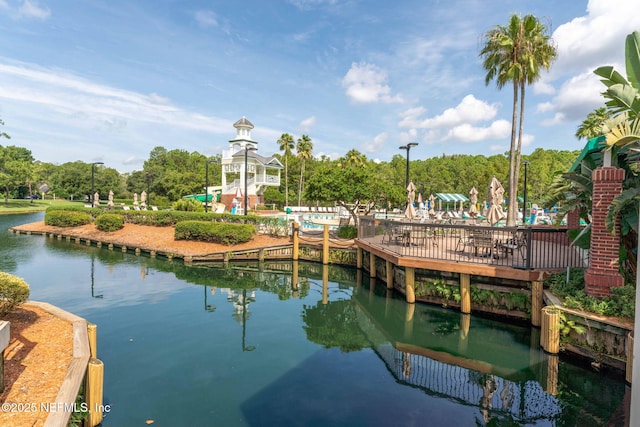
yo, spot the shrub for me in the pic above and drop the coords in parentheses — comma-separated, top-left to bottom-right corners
(95, 213, 125, 232)
(337, 225, 357, 239)
(0, 272, 30, 316)
(175, 221, 255, 245)
(45, 210, 92, 227)
(172, 198, 204, 212)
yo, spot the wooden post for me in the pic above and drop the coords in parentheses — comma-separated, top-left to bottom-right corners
(541, 306, 560, 354)
(258, 248, 265, 262)
(322, 224, 329, 265)
(86, 357, 104, 427)
(292, 222, 299, 261)
(460, 273, 471, 314)
(87, 323, 98, 359)
(405, 267, 415, 304)
(386, 260, 393, 289)
(356, 248, 362, 269)
(531, 280, 543, 327)
(369, 252, 376, 278)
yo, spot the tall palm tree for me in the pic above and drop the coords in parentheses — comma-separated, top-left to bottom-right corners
(480, 14, 557, 226)
(296, 134, 313, 207)
(277, 133, 295, 208)
(576, 107, 611, 140)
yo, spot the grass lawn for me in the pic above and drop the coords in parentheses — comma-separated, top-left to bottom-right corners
(0, 199, 82, 215)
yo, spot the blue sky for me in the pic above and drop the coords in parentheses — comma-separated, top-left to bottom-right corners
(1, 0, 639, 173)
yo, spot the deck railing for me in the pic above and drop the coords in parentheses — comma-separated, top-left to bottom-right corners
(358, 216, 587, 271)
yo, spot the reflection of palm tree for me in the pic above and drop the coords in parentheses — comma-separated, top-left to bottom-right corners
(478, 374, 497, 423)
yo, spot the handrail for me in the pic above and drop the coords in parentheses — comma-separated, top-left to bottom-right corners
(358, 216, 586, 271)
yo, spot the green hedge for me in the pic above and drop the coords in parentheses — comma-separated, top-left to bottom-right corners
(45, 207, 288, 236)
(95, 213, 125, 232)
(175, 221, 255, 245)
(0, 272, 30, 316)
(45, 210, 93, 227)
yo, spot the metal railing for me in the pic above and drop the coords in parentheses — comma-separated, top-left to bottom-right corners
(358, 216, 587, 270)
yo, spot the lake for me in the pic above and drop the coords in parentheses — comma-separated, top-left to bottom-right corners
(0, 212, 628, 426)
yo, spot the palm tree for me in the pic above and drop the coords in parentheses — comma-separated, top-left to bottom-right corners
(341, 149, 367, 168)
(277, 133, 295, 208)
(576, 107, 611, 140)
(296, 134, 313, 207)
(480, 14, 557, 226)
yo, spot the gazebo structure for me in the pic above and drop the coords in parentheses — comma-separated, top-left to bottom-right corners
(219, 117, 283, 213)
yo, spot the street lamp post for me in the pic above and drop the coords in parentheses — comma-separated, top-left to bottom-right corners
(244, 145, 257, 216)
(522, 161, 529, 225)
(399, 142, 418, 190)
(204, 160, 215, 213)
(91, 162, 104, 206)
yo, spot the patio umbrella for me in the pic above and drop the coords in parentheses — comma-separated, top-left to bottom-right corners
(405, 181, 417, 220)
(417, 193, 424, 209)
(487, 177, 505, 226)
(468, 186, 478, 217)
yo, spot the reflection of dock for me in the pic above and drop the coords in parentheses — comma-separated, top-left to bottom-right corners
(373, 343, 561, 423)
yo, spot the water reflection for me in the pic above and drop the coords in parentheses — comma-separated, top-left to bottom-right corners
(0, 213, 628, 426)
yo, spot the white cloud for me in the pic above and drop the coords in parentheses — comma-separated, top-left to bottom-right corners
(551, 0, 639, 77)
(443, 119, 511, 142)
(299, 116, 316, 131)
(287, 0, 338, 10)
(362, 132, 388, 153)
(534, 81, 555, 95)
(17, 0, 50, 20)
(398, 95, 498, 129)
(194, 10, 218, 28)
(342, 62, 405, 104)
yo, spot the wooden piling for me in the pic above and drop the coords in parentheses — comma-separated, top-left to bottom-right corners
(541, 306, 560, 354)
(386, 260, 393, 289)
(405, 267, 415, 304)
(356, 247, 362, 269)
(369, 252, 376, 278)
(322, 265, 329, 305)
(87, 323, 97, 359)
(292, 222, 299, 261)
(322, 224, 329, 265)
(86, 357, 104, 427)
(460, 273, 470, 314)
(531, 280, 543, 327)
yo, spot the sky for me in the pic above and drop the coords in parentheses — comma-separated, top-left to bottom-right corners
(1, 0, 639, 173)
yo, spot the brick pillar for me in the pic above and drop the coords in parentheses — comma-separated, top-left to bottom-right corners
(585, 167, 625, 297)
(567, 208, 580, 229)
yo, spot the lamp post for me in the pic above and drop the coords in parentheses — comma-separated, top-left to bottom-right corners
(522, 161, 529, 225)
(204, 160, 216, 213)
(91, 162, 104, 206)
(399, 142, 418, 190)
(244, 145, 257, 216)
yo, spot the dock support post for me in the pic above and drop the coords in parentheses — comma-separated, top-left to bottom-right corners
(531, 280, 543, 327)
(405, 267, 415, 304)
(322, 265, 329, 305)
(627, 332, 633, 384)
(87, 322, 97, 358)
(386, 260, 393, 289)
(292, 222, 299, 261)
(86, 358, 104, 427)
(369, 252, 376, 278)
(356, 248, 362, 269)
(258, 248, 264, 262)
(322, 224, 329, 265)
(541, 306, 560, 354)
(460, 273, 470, 314)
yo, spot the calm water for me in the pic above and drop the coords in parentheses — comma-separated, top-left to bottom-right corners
(0, 213, 629, 426)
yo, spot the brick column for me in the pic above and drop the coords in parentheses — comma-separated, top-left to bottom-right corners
(567, 208, 580, 229)
(585, 167, 625, 297)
